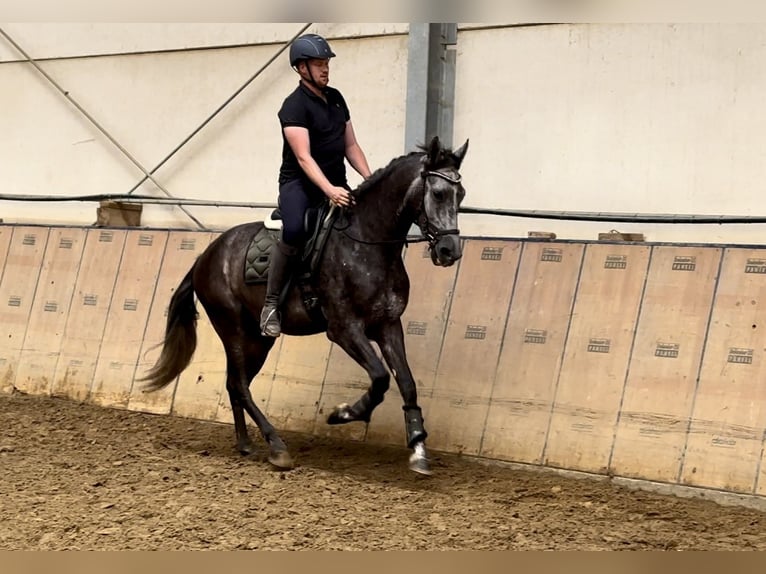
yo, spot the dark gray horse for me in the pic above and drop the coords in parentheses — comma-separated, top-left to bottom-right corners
(141, 136, 469, 475)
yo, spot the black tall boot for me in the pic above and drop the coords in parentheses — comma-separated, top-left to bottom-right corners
(260, 241, 299, 337)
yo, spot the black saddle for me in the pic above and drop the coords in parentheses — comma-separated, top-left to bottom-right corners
(244, 202, 336, 287)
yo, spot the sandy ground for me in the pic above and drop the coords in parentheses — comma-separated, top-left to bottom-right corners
(1, 391, 764, 550)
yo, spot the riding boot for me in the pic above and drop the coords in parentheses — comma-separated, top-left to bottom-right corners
(260, 241, 299, 337)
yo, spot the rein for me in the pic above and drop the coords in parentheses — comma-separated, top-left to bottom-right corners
(335, 168, 461, 248)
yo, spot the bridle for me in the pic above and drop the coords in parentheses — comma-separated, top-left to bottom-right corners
(416, 170, 461, 250)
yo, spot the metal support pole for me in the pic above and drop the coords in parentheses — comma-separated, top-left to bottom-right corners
(404, 23, 458, 236)
(427, 23, 457, 149)
(404, 23, 430, 153)
(404, 23, 458, 153)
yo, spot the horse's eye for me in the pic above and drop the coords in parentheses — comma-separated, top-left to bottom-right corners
(432, 188, 445, 202)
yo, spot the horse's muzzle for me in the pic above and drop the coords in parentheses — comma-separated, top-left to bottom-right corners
(431, 234, 462, 267)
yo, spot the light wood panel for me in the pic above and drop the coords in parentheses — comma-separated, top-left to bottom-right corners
(426, 240, 522, 455)
(543, 244, 650, 474)
(267, 334, 332, 434)
(89, 230, 169, 408)
(51, 229, 127, 401)
(481, 242, 584, 464)
(680, 248, 766, 493)
(0, 227, 49, 394)
(610, 247, 721, 482)
(15, 228, 87, 395)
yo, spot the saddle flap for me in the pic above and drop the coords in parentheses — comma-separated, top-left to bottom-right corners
(244, 202, 337, 287)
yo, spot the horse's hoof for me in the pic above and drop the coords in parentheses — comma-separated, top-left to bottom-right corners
(409, 452, 433, 476)
(268, 450, 295, 470)
(326, 403, 354, 425)
(237, 441, 256, 456)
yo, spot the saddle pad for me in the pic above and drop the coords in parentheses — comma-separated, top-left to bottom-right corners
(244, 227, 280, 284)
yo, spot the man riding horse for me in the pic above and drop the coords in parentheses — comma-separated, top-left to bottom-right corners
(261, 33, 372, 338)
(141, 32, 469, 475)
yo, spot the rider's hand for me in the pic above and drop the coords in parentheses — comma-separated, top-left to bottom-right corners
(326, 186, 355, 207)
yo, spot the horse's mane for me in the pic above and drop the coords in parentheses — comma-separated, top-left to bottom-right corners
(353, 142, 459, 198)
(353, 151, 421, 197)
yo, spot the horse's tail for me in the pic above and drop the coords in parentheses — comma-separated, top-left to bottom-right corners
(139, 267, 198, 392)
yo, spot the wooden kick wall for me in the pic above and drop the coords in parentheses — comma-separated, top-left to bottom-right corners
(2, 223, 766, 500)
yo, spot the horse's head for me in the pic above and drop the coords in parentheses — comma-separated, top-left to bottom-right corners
(417, 136, 469, 267)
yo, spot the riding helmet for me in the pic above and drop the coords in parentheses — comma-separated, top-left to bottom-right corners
(289, 34, 336, 67)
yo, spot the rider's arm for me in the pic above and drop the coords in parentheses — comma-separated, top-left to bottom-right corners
(344, 120, 371, 180)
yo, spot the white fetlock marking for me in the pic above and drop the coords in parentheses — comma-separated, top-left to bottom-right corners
(409, 441, 429, 470)
(335, 403, 353, 420)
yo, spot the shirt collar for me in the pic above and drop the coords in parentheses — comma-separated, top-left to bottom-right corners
(298, 81, 329, 101)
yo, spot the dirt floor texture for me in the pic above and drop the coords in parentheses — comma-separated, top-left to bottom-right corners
(1, 392, 765, 550)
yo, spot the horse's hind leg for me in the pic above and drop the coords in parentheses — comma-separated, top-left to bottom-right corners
(224, 336, 294, 470)
(225, 347, 260, 456)
(373, 320, 432, 475)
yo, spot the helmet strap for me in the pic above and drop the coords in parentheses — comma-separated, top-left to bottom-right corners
(296, 61, 324, 95)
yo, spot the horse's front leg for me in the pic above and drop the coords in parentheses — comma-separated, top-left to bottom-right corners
(325, 322, 391, 425)
(373, 320, 431, 476)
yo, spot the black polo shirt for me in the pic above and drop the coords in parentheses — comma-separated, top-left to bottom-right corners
(277, 82, 351, 194)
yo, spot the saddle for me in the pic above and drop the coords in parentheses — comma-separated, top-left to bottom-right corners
(244, 202, 338, 319)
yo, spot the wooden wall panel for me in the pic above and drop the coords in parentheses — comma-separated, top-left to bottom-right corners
(680, 248, 766, 493)
(171, 306, 226, 421)
(129, 231, 213, 414)
(0, 227, 49, 394)
(481, 242, 584, 464)
(543, 244, 650, 474)
(267, 335, 332, 434)
(50, 229, 126, 401)
(6, 222, 766, 501)
(610, 247, 721, 482)
(15, 228, 87, 395)
(89, 230, 169, 408)
(426, 240, 521, 455)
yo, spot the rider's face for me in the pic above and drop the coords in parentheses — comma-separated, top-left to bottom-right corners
(301, 59, 330, 87)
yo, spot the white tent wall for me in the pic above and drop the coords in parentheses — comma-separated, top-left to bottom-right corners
(0, 23, 408, 229)
(453, 23, 766, 244)
(1, 23, 766, 242)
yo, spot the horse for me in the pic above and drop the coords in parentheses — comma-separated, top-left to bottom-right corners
(140, 135, 469, 475)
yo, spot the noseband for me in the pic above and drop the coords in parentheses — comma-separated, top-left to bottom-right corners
(417, 170, 461, 249)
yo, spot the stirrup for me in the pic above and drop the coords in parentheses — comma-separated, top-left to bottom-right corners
(260, 306, 282, 338)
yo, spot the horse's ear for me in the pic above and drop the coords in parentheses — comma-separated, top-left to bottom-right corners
(427, 135, 441, 166)
(452, 139, 469, 168)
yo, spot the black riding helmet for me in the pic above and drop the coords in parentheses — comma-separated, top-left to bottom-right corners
(289, 34, 336, 68)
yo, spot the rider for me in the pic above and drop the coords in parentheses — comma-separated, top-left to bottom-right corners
(260, 33, 372, 338)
